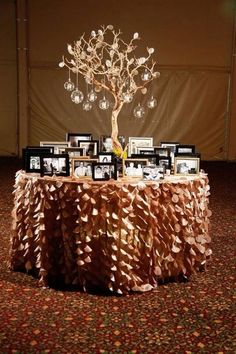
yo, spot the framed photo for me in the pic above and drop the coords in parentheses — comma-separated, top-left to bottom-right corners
(60, 147, 85, 157)
(142, 165, 165, 180)
(174, 157, 200, 175)
(40, 154, 70, 177)
(99, 135, 113, 152)
(72, 158, 97, 178)
(78, 140, 99, 157)
(40, 141, 71, 154)
(131, 153, 158, 166)
(22, 147, 54, 171)
(175, 144, 196, 155)
(98, 152, 115, 163)
(157, 156, 171, 170)
(137, 147, 155, 154)
(123, 159, 148, 177)
(92, 162, 117, 181)
(160, 142, 179, 165)
(154, 146, 171, 157)
(66, 133, 92, 147)
(128, 137, 153, 157)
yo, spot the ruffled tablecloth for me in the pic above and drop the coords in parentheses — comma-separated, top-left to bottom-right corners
(9, 170, 212, 294)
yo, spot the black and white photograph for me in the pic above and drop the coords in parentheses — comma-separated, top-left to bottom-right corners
(92, 163, 117, 181)
(131, 153, 158, 166)
(98, 152, 114, 163)
(40, 141, 71, 154)
(142, 165, 165, 180)
(154, 146, 171, 157)
(174, 157, 200, 175)
(66, 133, 92, 147)
(61, 147, 85, 157)
(160, 142, 180, 165)
(128, 137, 153, 156)
(99, 135, 113, 152)
(72, 158, 97, 178)
(175, 144, 196, 155)
(78, 140, 98, 157)
(23, 147, 53, 171)
(40, 154, 69, 176)
(157, 156, 172, 170)
(123, 159, 148, 177)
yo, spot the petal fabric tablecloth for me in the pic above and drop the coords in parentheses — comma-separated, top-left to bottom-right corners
(9, 171, 212, 294)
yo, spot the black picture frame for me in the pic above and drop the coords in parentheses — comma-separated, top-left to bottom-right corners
(66, 133, 92, 147)
(154, 146, 171, 157)
(157, 156, 172, 170)
(175, 144, 196, 155)
(22, 147, 54, 171)
(62, 147, 85, 157)
(78, 140, 99, 157)
(40, 154, 70, 177)
(92, 162, 117, 181)
(131, 153, 158, 166)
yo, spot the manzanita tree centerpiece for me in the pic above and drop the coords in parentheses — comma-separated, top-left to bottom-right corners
(59, 24, 160, 158)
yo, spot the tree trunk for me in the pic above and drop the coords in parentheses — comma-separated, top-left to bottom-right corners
(111, 103, 124, 156)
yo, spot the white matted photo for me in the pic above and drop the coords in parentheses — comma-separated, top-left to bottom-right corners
(40, 141, 71, 154)
(128, 137, 153, 157)
(174, 157, 200, 175)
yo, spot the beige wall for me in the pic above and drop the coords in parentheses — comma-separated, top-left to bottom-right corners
(0, 0, 236, 159)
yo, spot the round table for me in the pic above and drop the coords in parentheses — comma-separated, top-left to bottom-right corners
(9, 170, 212, 294)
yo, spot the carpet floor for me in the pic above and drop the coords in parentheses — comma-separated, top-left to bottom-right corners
(0, 158, 235, 354)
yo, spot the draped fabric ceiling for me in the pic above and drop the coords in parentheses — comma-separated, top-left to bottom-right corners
(0, 0, 235, 160)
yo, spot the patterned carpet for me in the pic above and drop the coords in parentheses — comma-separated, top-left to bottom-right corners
(0, 158, 235, 354)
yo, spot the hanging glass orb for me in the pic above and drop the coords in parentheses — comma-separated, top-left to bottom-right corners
(133, 103, 146, 118)
(122, 91, 133, 103)
(87, 90, 97, 102)
(141, 69, 152, 81)
(71, 89, 84, 104)
(64, 79, 75, 91)
(82, 100, 93, 111)
(99, 97, 110, 110)
(147, 96, 157, 109)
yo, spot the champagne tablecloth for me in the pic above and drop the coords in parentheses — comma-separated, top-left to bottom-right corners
(9, 170, 212, 294)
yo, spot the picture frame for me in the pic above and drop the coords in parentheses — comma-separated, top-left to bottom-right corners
(142, 165, 165, 181)
(40, 141, 71, 154)
(92, 162, 117, 181)
(59, 147, 85, 157)
(154, 146, 171, 157)
(160, 141, 179, 165)
(66, 133, 92, 147)
(174, 157, 200, 176)
(99, 135, 113, 152)
(157, 156, 172, 170)
(78, 140, 99, 157)
(131, 153, 158, 166)
(71, 158, 98, 178)
(128, 137, 153, 157)
(98, 152, 115, 163)
(137, 147, 155, 154)
(123, 158, 148, 177)
(40, 154, 70, 177)
(22, 147, 54, 171)
(175, 144, 195, 155)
